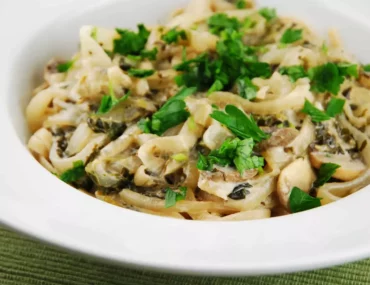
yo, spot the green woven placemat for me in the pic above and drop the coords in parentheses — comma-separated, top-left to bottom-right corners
(0, 227, 369, 285)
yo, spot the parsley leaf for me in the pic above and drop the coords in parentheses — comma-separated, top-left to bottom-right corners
(91, 27, 98, 40)
(165, 187, 187, 208)
(278, 65, 307, 82)
(140, 48, 158, 60)
(128, 69, 155, 78)
(208, 13, 241, 35)
(57, 60, 74, 73)
(289, 187, 321, 213)
(235, 0, 247, 9)
(280, 29, 303, 44)
(138, 87, 196, 135)
(60, 161, 85, 183)
(196, 138, 264, 174)
(363, 64, 370, 72)
(211, 105, 269, 142)
(337, 63, 359, 79)
(308, 63, 344, 95)
(314, 163, 341, 187)
(113, 24, 150, 56)
(197, 153, 213, 171)
(326, 98, 345, 117)
(151, 101, 189, 135)
(301, 100, 331, 123)
(321, 42, 328, 54)
(237, 77, 258, 100)
(259, 7, 277, 22)
(97, 82, 130, 114)
(208, 79, 224, 94)
(162, 28, 187, 44)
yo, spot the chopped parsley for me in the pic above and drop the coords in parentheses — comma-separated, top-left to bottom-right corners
(174, 30, 271, 93)
(208, 13, 241, 35)
(301, 98, 345, 122)
(314, 163, 341, 188)
(321, 42, 328, 54)
(301, 100, 331, 123)
(308, 63, 344, 95)
(138, 87, 196, 135)
(326, 98, 346, 117)
(289, 186, 321, 213)
(128, 69, 155, 78)
(113, 24, 150, 56)
(60, 161, 85, 183)
(57, 60, 74, 73)
(235, 0, 247, 9)
(278, 65, 307, 82)
(337, 63, 359, 79)
(210, 105, 269, 142)
(171, 153, 188, 162)
(91, 27, 98, 40)
(363, 64, 370, 72)
(236, 77, 258, 100)
(97, 83, 130, 114)
(140, 48, 158, 60)
(196, 138, 264, 174)
(165, 187, 187, 208)
(280, 28, 303, 44)
(259, 7, 277, 22)
(162, 28, 187, 44)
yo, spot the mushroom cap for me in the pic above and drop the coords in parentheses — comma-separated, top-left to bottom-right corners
(310, 152, 366, 181)
(277, 157, 316, 209)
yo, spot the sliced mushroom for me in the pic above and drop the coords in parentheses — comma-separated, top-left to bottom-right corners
(259, 128, 299, 151)
(198, 170, 239, 200)
(210, 166, 258, 182)
(277, 157, 316, 209)
(317, 169, 370, 205)
(310, 152, 366, 181)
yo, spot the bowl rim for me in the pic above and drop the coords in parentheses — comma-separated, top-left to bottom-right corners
(1, 0, 370, 276)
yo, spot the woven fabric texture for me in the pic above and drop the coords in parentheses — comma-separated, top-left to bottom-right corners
(0, 227, 369, 285)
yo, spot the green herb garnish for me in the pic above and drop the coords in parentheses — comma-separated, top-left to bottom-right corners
(128, 69, 155, 78)
(308, 62, 344, 95)
(91, 27, 98, 40)
(57, 60, 74, 73)
(314, 163, 341, 187)
(138, 87, 196, 135)
(236, 77, 258, 100)
(278, 65, 307, 82)
(337, 63, 359, 79)
(289, 186, 322, 213)
(60, 160, 85, 183)
(196, 138, 264, 174)
(210, 105, 269, 142)
(235, 0, 247, 9)
(208, 13, 241, 35)
(97, 82, 130, 114)
(259, 7, 277, 22)
(326, 98, 346, 117)
(140, 48, 158, 60)
(165, 187, 187, 208)
(363, 64, 370, 72)
(301, 100, 331, 123)
(280, 28, 303, 44)
(162, 28, 187, 44)
(113, 24, 150, 56)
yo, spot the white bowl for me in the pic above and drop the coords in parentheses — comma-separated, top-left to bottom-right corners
(1, 0, 370, 276)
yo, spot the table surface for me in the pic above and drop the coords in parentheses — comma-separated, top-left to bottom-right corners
(1, 227, 370, 285)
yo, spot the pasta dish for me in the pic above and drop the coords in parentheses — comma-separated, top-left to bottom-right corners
(26, 0, 370, 221)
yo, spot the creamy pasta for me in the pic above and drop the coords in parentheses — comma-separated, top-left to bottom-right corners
(26, 0, 370, 221)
